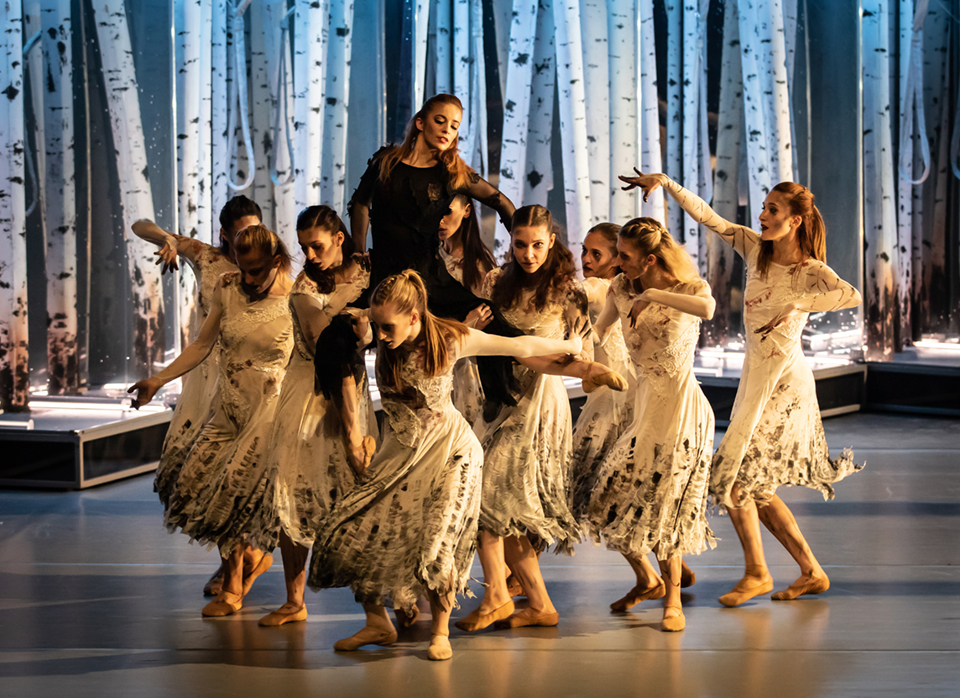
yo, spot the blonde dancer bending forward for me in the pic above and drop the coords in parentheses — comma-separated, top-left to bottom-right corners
(307, 271, 588, 661)
(586, 218, 717, 632)
(622, 171, 863, 606)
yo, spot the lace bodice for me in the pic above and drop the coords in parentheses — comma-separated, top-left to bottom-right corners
(289, 265, 369, 360)
(479, 267, 588, 341)
(610, 274, 703, 381)
(375, 337, 460, 447)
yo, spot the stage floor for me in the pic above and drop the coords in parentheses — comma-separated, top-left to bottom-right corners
(1, 413, 958, 697)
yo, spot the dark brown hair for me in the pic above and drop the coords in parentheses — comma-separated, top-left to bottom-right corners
(296, 205, 356, 293)
(491, 205, 577, 312)
(446, 194, 496, 290)
(757, 182, 827, 278)
(219, 195, 263, 256)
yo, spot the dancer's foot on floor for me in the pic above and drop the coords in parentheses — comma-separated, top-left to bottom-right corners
(259, 602, 308, 627)
(661, 605, 685, 632)
(333, 624, 398, 651)
(497, 606, 559, 629)
(718, 573, 774, 607)
(202, 590, 243, 617)
(680, 561, 696, 588)
(203, 564, 225, 597)
(427, 634, 453, 661)
(772, 573, 830, 600)
(455, 599, 515, 632)
(610, 582, 665, 612)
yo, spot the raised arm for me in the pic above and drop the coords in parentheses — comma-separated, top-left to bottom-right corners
(640, 281, 716, 320)
(131, 219, 205, 273)
(619, 170, 759, 258)
(459, 327, 581, 360)
(462, 171, 516, 233)
(127, 280, 225, 407)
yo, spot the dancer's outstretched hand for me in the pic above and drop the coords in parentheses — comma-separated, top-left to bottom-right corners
(569, 315, 593, 356)
(618, 168, 668, 202)
(127, 377, 163, 409)
(465, 304, 493, 330)
(755, 301, 800, 339)
(153, 239, 179, 274)
(629, 298, 650, 328)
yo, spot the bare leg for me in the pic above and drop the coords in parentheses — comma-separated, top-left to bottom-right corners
(333, 602, 397, 651)
(240, 543, 273, 596)
(757, 495, 830, 599)
(338, 374, 374, 476)
(658, 556, 685, 632)
(455, 531, 514, 631)
(259, 531, 309, 626)
(610, 553, 665, 611)
(500, 535, 559, 627)
(427, 591, 455, 661)
(719, 487, 774, 607)
(202, 545, 244, 617)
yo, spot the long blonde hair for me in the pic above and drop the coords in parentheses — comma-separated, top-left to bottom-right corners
(618, 217, 700, 285)
(379, 93, 473, 190)
(371, 270, 468, 393)
(757, 182, 827, 278)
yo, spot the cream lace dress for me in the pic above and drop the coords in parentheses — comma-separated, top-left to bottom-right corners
(307, 336, 483, 612)
(568, 276, 637, 520)
(248, 268, 377, 551)
(164, 271, 294, 555)
(473, 268, 584, 552)
(661, 182, 863, 507)
(585, 275, 716, 558)
(155, 244, 236, 507)
(438, 244, 485, 425)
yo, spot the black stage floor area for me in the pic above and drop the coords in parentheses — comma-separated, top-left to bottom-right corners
(1, 413, 958, 697)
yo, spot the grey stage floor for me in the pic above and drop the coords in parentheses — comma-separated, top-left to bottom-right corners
(1, 413, 958, 697)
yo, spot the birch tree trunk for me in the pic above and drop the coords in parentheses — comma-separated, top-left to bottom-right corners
(664, 0, 682, 236)
(0, 2, 30, 410)
(637, 0, 663, 222)
(177, 0, 202, 349)
(581, 0, 609, 224)
(524, 0, 555, 211)
(896, 0, 915, 342)
(198, 0, 213, 245)
(553, 0, 591, 249)
(322, 0, 354, 214)
(758, 0, 793, 184)
(435, 0, 452, 94)
(452, 0, 475, 167)
(250, 5, 274, 228)
(43, 0, 79, 394)
(737, 0, 771, 222)
(24, 0, 44, 218)
(707, 0, 743, 347)
(681, 0, 710, 270)
(93, 0, 165, 374)
(468, 0, 488, 176)
(262, 0, 296, 249)
(212, 0, 230, 221)
(863, 0, 899, 360)
(497, 0, 538, 251)
(607, 0, 636, 223)
(926, 10, 951, 333)
(294, 0, 328, 210)
(413, 0, 430, 110)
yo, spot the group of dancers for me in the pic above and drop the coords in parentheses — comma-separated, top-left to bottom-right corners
(128, 93, 864, 661)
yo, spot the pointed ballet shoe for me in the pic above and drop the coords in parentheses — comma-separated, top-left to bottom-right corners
(505, 574, 525, 598)
(394, 605, 420, 629)
(582, 369, 628, 394)
(240, 553, 274, 597)
(333, 627, 398, 651)
(454, 600, 515, 632)
(680, 563, 696, 589)
(427, 634, 453, 661)
(718, 576, 774, 607)
(771, 576, 830, 601)
(258, 604, 308, 627)
(661, 606, 686, 632)
(202, 590, 243, 617)
(497, 607, 559, 629)
(203, 567, 224, 597)
(610, 583, 666, 612)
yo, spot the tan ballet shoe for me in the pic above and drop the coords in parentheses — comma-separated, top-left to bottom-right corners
(454, 600, 515, 632)
(427, 634, 453, 661)
(258, 604, 308, 627)
(661, 605, 686, 632)
(394, 604, 420, 628)
(497, 607, 559, 629)
(333, 626, 398, 651)
(203, 565, 224, 597)
(718, 575, 774, 607)
(581, 369, 628, 394)
(771, 575, 830, 601)
(680, 562, 696, 588)
(241, 553, 274, 597)
(202, 590, 243, 617)
(610, 582, 666, 612)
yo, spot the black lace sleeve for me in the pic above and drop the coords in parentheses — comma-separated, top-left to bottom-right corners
(462, 170, 516, 232)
